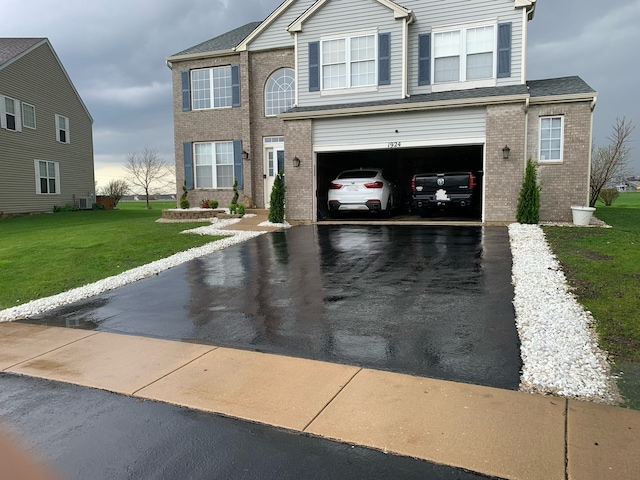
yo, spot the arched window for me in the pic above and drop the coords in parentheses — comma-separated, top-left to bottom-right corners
(265, 68, 295, 117)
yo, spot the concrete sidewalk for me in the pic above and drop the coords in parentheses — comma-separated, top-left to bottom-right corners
(1, 322, 639, 480)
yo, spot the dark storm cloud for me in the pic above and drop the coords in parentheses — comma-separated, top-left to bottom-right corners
(5, 0, 640, 183)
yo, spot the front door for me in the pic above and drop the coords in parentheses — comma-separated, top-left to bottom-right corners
(264, 145, 284, 207)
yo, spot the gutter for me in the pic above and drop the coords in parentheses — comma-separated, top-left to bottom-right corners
(528, 93, 598, 105)
(279, 94, 530, 120)
(165, 48, 237, 64)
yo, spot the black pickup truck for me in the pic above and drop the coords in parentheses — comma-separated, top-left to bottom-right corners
(411, 171, 479, 217)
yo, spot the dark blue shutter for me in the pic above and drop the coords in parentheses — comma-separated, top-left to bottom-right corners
(233, 139, 243, 190)
(183, 142, 193, 190)
(231, 64, 241, 107)
(497, 23, 512, 78)
(308, 41, 320, 92)
(418, 34, 431, 86)
(378, 33, 391, 86)
(181, 71, 191, 111)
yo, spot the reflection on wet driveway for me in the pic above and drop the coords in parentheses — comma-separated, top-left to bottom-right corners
(25, 225, 521, 390)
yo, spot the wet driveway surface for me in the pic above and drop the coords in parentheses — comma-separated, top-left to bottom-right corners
(25, 225, 521, 390)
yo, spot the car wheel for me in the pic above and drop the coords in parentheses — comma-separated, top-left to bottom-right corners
(382, 196, 392, 218)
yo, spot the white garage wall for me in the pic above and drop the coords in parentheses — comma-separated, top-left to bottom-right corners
(313, 107, 486, 151)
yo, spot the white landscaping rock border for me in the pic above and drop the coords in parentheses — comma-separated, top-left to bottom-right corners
(509, 223, 620, 404)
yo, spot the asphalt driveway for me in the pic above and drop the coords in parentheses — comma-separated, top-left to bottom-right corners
(25, 225, 521, 389)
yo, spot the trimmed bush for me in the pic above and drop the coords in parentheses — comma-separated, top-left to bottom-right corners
(209, 200, 219, 209)
(268, 174, 286, 223)
(516, 158, 541, 224)
(180, 180, 190, 209)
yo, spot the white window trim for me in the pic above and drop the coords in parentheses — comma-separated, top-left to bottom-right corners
(265, 68, 296, 117)
(320, 29, 378, 94)
(1, 95, 22, 132)
(55, 114, 70, 143)
(22, 102, 36, 129)
(191, 66, 233, 111)
(538, 115, 565, 163)
(193, 141, 235, 189)
(431, 22, 497, 91)
(34, 160, 60, 195)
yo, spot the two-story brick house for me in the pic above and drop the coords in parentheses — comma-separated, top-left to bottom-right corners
(167, 0, 595, 223)
(0, 38, 95, 216)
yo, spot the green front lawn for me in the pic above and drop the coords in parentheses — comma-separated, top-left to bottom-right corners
(543, 192, 640, 408)
(0, 201, 218, 310)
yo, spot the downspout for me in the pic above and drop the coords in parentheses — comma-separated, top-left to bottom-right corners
(402, 17, 409, 98)
(523, 96, 530, 163)
(294, 32, 299, 107)
(587, 95, 598, 205)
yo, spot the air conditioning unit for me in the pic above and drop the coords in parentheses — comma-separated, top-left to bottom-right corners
(78, 197, 93, 210)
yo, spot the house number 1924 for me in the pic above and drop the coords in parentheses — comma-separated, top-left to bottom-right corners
(388, 142, 401, 148)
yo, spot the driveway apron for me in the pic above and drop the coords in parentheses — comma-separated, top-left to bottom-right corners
(24, 225, 521, 390)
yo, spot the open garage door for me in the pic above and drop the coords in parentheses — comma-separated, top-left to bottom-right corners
(317, 145, 484, 221)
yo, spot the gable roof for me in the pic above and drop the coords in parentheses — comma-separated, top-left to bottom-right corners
(0, 38, 46, 69)
(0, 37, 93, 123)
(288, 0, 415, 33)
(169, 22, 262, 60)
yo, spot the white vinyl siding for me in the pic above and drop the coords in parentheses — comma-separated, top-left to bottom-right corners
(247, 0, 315, 51)
(297, 0, 402, 106)
(34, 160, 60, 194)
(22, 102, 36, 129)
(539, 116, 564, 162)
(409, 0, 523, 94)
(313, 107, 486, 151)
(55, 114, 69, 143)
(194, 141, 234, 188)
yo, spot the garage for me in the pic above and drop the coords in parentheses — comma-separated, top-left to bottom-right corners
(311, 107, 487, 221)
(316, 144, 484, 220)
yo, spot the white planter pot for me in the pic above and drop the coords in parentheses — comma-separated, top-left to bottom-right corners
(571, 206, 596, 226)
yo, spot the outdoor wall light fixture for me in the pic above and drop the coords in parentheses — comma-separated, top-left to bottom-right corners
(242, 150, 249, 161)
(502, 145, 511, 160)
(292, 156, 301, 167)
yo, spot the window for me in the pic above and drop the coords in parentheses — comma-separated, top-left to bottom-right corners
(1, 95, 21, 131)
(56, 114, 69, 143)
(191, 65, 240, 109)
(321, 33, 376, 90)
(22, 103, 36, 129)
(194, 141, 234, 188)
(35, 160, 59, 194)
(433, 25, 495, 83)
(265, 68, 295, 116)
(539, 116, 564, 162)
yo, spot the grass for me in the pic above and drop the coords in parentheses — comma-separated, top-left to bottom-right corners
(543, 192, 640, 409)
(0, 201, 220, 310)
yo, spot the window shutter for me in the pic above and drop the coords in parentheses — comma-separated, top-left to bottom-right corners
(497, 23, 512, 78)
(308, 41, 320, 92)
(34, 160, 42, 194)
(378, 33, 391, 86)
(233, 139, 243, 190)
(181, 71, 191, 111)
(0, 96, 6, 129)
(183, 142, 193, 190)
(231, 65, 241, 107)
(418, 34, 431, 86)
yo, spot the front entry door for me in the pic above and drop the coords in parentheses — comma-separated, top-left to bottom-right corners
(264, 145, 284, 207)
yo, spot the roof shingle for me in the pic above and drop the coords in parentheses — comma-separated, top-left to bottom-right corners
(170, 22, 261, 58)
(0, 38, 45, 67)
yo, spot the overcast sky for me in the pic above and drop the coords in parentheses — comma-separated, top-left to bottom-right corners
(5, 0, 640, 189)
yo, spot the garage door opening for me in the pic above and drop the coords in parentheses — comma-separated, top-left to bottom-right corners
(317, 145, 483, 221)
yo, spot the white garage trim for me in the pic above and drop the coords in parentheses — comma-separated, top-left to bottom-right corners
(314, 136, 486, 152)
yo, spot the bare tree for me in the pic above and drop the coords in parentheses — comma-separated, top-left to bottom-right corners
(100, 179, 129, 207)
(590, 117, 635, 207)
(124, 147, 174, 209)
